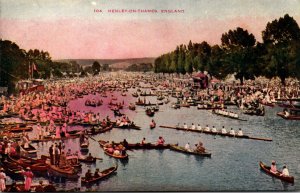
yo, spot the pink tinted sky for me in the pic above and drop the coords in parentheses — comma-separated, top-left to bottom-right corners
(0, 0, 300, 59)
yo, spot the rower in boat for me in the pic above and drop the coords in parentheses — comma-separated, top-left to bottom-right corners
(270, 160, 277, 174)
(194, 141, 206, 153)
(211, 126, 217, 133)
(204, 125, 210, 132)
(237, 128, 243, 136)
(196, 124, 202, 131)
(85, 169, 93, 181)
(190, 123, 195, 130)
(150, 120, 156, 128)
(183, 123, 188, 129)
(94, 168, 102, 178)
(184, 143, 192, 152)
(229, 128, 235, 136)
(157, 136, 165, 145)
(280, 165, 289, 177)
(221, 126, 227, 134)
(141, 137, 146, 145)
(122, 139, 129, 149)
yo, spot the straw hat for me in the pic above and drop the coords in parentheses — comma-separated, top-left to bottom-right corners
(26, 167, 31, 170)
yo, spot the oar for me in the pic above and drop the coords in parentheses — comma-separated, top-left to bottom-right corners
(248, 136, 273, 142)
(95, 157, 103, 160)
(88, 135, 97, 142)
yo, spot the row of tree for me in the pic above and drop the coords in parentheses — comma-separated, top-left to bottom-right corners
(0, 40, 101, 93)
(154, 14, 300, 85)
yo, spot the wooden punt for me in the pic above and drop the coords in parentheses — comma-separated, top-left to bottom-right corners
(98, 140, 129, 159)
(146, 109, 155, 117)
(126, 143, 170, 150)
(0, 160, 24, 179)
(87, 125, 113, 135)
(81, 165, 117, 184)
(78, 157, 97, 163)
(80, 142, 89, 152)
(259, 161, 294, 183)
(8, 155, 48, 172)
(103, 149, 128, 159)
(277, 111, 300, 120)
(113, 124, 141, 130)
(169, 145, 211, 157)
(6, 126, 33, 133)
(20, 144, 37, 154)
(159, 125, 272, 142)
(31, 135, 79, 143)
(47, 164, 79, 179)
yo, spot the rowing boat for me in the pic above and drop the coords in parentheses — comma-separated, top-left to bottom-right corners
(87, 125, 113, 135)
(259, 161, 294, 183)
(47, 164, 79, 179)
(98, 140, 129, 159)
(20, 144, 37, 154)
(80, 141, 89, 152)
(159, 125, 272, 142)
(78, 157, 97, 163)
(5, 126, 33, 133)
(212, 110, 247, 121)
(169, 145, 211, 157)
(81, 165, 118, 184)
(31, 135, 79, 143)
(113, 124, 141, 130)
(8, 155, 48, 172)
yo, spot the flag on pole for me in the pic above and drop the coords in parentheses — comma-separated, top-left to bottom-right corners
(33, 63, 37, 71)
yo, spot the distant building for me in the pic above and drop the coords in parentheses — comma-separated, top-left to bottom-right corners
(192, 72, 208, 89)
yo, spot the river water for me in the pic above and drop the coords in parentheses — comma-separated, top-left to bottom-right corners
(8, 87, 300, 191)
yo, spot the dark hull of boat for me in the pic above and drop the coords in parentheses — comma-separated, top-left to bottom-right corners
(277, 112, 300, 120)
(81, 166, 117, 184)
(87, 125, 113, 135)
(114, 124, 141, 130)
(259, 161, 294, 183)
(78, 158, 97, 163)
(6, 127, 33, 133)
(31, 135, 79, 143)
(170, 145, 211, 157)
(8, 155, 48, 172)
(127, 143, 170, 150)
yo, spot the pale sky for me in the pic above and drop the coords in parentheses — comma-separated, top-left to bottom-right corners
(1, 0, 299, 59)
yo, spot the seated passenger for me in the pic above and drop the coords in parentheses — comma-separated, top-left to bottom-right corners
(221, 126, 227, 134)
(229, 128, 235, 135)
(237, 128, 243, 136)
(211, 126, 217, 133)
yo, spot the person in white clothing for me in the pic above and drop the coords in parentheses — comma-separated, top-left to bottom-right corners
(0, 168, 6, 192)
(197, 124, 202, 131)
(221, 126, 227, 134)
(237, 128, 243, 136)
(281, 165, 289, 177)
(183, 123, 188, 129)
(185, 143, 192, 152)
(211, 126, 217, 133)
(229, 128, 235, 135)
(190, 123, 195, 130)
(204, 125, 210, 132)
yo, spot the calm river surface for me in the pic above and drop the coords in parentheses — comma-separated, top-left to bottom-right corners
(12, 87, 300, 191)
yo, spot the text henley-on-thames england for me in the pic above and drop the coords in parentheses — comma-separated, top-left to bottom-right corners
(102, 9, 185, 13)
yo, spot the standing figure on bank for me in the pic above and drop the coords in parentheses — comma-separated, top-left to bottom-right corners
(21, 167, 34, 192)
